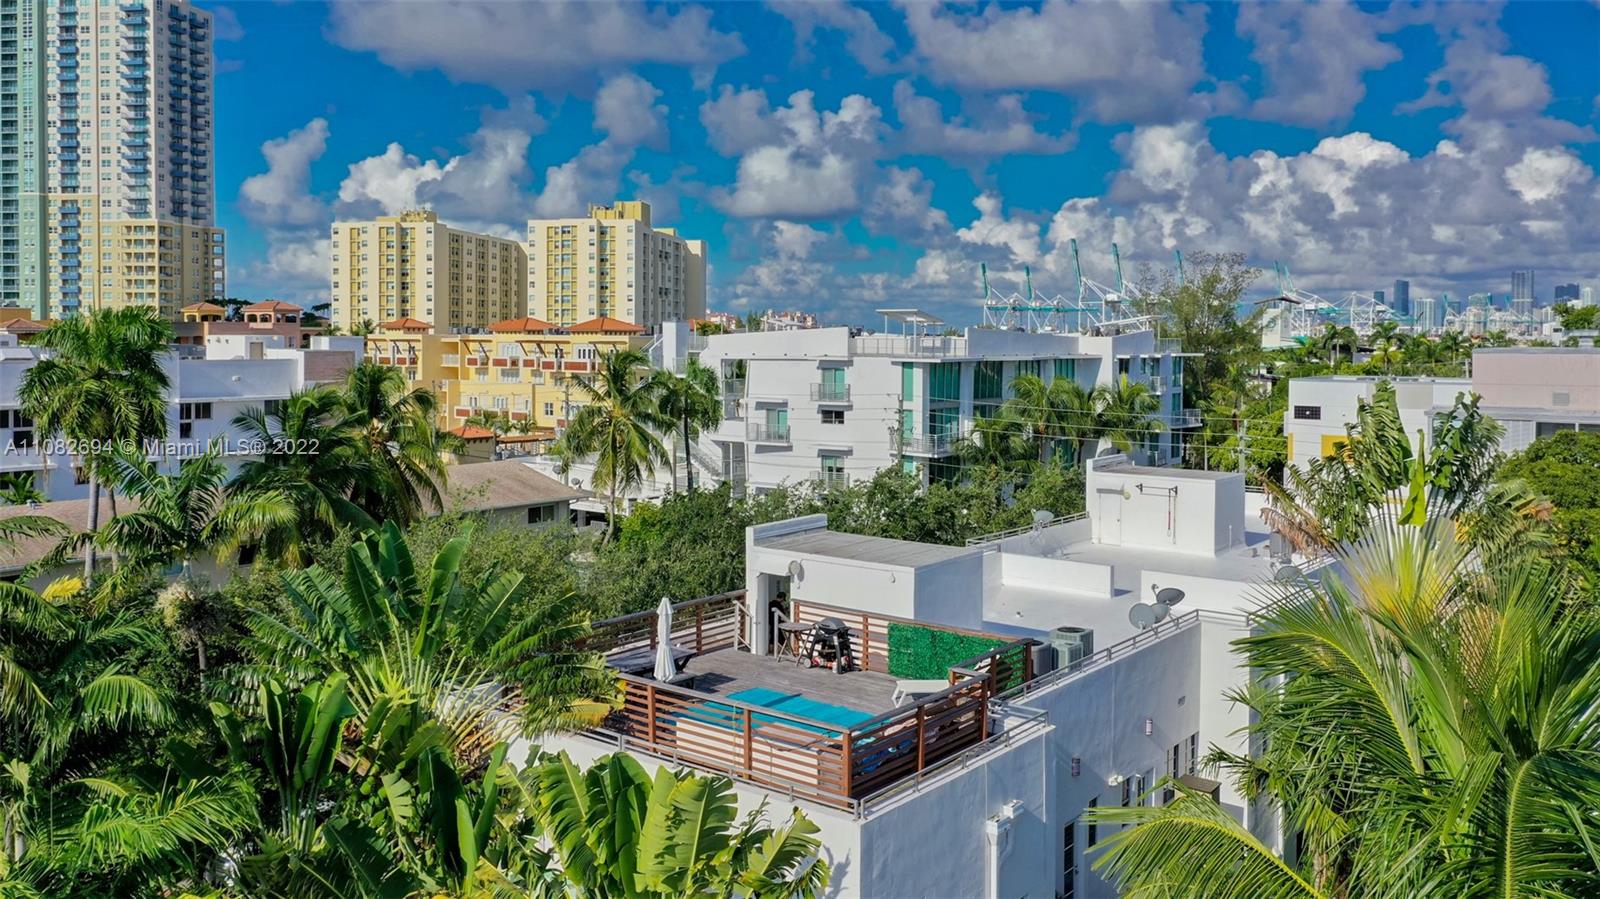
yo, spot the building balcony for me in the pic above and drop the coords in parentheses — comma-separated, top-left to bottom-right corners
(892, 431, 959, 456)
(746, 423, 790, 445)
(1171, 408, 1202, 429)
(810, 382, 851, 403)
(814, 469, 850, 490)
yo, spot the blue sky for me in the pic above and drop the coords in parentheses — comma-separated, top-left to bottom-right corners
(211, 1, 1600, 326)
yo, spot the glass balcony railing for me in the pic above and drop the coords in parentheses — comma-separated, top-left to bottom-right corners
(810, 382, 851, 402)
(746, 423, 790, 444)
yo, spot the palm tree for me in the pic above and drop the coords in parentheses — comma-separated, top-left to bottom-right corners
(526, 751, 831, 897)
(0, 473, 44, 506)
(237, 521, 613, 751)
(1092, 376, 1164, 461)
(1436, 330, 1470, 363)
(464, 408, 511, 435)
(999, 374, 1096, 465)
(340, 360, 448, 526)
(229, 387, 375, 564)
(1315, 323, 1358, 366)
(0, 576, 173, 777)
(1370, 321, 1402, 372)
(953, 410, 1033, 470)
(1088, 517, 1600, 898)
(19, 307, 174, 585)
(652, 358, 721, 492)
(557, 349, 669, 539)
(100, 448, 294, 579)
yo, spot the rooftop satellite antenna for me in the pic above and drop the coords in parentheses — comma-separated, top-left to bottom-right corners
(1153, 585, 1186, 607)
(1273, 564, 1304, 583)
(1128, 603, 1158, 631)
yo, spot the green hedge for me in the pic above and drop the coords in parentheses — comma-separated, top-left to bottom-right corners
(886, 622, 1005, 680)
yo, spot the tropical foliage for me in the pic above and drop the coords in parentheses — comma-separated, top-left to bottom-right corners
(1088, 516, 1600, 899)
(19, 307, 174, 584)
(1261, 381, 1548, 557)
(555, 348, 670, 539)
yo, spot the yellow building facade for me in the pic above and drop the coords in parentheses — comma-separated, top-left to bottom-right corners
(69, 217, 227, 317)
(525, 200, 706, 331)
(329, 210, 527, 332)
(365, 315, 649, 432)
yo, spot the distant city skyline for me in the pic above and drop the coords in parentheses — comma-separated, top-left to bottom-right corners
(192, 1, 1600, 328)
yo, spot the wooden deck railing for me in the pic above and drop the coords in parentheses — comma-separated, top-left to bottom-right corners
(949, 639, 1036, 694)
(789, 600, 1016, 674)
(589, 593, 1040, 812)
(588, 590, 747, 659)
(612, 674, 854, 809)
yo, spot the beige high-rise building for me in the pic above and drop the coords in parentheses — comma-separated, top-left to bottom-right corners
(526, 200, 706, 331)
(3, 0, 225, 319)
(329, 210, 527, 331)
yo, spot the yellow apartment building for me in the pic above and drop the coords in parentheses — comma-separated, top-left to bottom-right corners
(525, 200, 706, 331)
(365, 314, 649, 432)
(56, 216, 225, 318)
(330, 210, 527, 332)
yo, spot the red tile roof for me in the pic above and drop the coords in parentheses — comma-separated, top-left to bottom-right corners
(449, 426, 497, 440)
(566, 316, 646, 334)
(181, 302, 225, 313)
(488, 316, 556, 333)
(243, 301, 302, 312)
(379, 317, 433, 331)
(1, 318, 51, 333)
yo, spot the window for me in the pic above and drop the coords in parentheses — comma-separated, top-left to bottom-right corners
(1188, 733, 1199, 775)
(179, 402, 212, 420)
(544, 402, 554, 416)
(527, 504, 557, 525)
(1063, 819, 1078, 899)
(1086, 798, 1098, 847)
(1292, 405, 1321, 420)
(1165, 742, 1181, 804)
(822, 409, 844, 425)
(1121, 777, 1132, 807)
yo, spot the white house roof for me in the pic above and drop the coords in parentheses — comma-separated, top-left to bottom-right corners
(757, 528, 981, 569)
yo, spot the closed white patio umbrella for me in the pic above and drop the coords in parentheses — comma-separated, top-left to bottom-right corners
(653, 596, 676, 682)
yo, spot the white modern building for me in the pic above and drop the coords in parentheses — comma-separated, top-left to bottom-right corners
(1284, 374, 1471, 468)
(655, 313, 1199, 495)
(531, 456, 1320, 897)
(1, 0, 224, 318)
(1285, 346, 1600, 468)
(0, 333, 362, 500)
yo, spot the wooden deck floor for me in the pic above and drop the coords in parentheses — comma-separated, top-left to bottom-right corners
(678, 648, 902, 716)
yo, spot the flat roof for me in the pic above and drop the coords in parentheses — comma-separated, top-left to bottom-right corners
(758, 529, 981, 568)
(1475, 346, 1600, 355)
(1292, 374, 1470, 385)
(1097, 463, 1239, 481)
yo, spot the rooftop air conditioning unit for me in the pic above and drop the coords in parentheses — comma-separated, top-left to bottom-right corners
(1050, 626, 1094, 672)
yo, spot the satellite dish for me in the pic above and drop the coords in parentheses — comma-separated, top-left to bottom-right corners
(1128, 603, 1157, 630)
(787, 559, 804, 581)
(1273, 564, 1304, 583)
(1151, 601, 1171, 622)
(1154, 586, 1186, 607)
(1031, 509, 1054, 529)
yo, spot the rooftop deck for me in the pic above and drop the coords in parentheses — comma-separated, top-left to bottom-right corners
(678, 647, 901, 716)
(584, 592, 1039, 812)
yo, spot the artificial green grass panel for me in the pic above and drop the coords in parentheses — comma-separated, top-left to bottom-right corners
(885, 622, 1006, 679)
